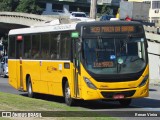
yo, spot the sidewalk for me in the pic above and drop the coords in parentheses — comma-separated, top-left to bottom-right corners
(149, 79, 160, 86)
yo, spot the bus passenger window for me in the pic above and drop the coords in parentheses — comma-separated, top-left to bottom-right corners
(31, 35, 40, 59)
(50, 33, 60, 60)
(23, 35, 31, 59)
(24, 49, 32, 59)
(41, 33, 50, 60)
(60, 33, 71, 60)
(32, 48, 40, 59)
(41, 49, 49, 59)
(50, 51, 57, 59)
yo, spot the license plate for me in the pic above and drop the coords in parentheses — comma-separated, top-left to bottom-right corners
(113, 94, 124, 99)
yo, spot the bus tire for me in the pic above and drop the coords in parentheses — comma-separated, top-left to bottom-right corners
(27, 76, 34, 98)
(119, 99, 132, 107)
(64, 81, 75, 106)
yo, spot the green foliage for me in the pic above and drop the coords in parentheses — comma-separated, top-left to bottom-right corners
(100, 5, 112, 15)
(0, 0, 13, 11)
(0, 0, 42, 14)
(15, 0, 42, 14)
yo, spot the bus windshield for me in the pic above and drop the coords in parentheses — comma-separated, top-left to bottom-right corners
(82, 37, 146, 75)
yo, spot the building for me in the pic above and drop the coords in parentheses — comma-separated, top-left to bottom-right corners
(39, 0, 120, 16)
(146, 0, 160, 25)
(127, 0, 160, 25)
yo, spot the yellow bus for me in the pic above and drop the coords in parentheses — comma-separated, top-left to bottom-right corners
(8, 20, 149, 106)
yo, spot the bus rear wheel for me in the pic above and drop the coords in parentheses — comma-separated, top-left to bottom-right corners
(64, 81, 75, 106)
(27, 76, 34, 98)
(119, 99, 132, 107)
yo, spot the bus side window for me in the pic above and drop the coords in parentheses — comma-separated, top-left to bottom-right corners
(32, 48, 40, 59)
(41, 33, 50, 60)
(32, 35, 40, 59)
(23, 35, 31, 59)
(50, 51, 57, 59)
(60, 35, 71, 60)
(50, 33, 60, 60)
(24, 49, 31, 58)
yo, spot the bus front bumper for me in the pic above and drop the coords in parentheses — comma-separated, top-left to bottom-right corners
(81, 81, 149, 100)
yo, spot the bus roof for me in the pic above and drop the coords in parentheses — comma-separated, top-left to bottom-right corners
(9, 20, 143, 36)
(9, 23, 77, 35)
(8, 18, 95, 35)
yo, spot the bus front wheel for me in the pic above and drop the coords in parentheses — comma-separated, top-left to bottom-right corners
(27, 77, 34, 98)
(119, 99, 132, 107)
(64, 81, 75, 106)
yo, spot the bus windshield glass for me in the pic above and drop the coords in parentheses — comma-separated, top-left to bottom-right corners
(82, 37, 146, 74)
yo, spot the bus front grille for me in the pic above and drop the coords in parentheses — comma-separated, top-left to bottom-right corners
(101, 90, 136, 98)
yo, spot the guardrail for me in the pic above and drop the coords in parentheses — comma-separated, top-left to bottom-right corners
(143, 25, 160, 84)
(144, 25, 160, 34)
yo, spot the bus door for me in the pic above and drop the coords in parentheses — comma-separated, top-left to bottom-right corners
(72, 39, 81, 98)
(16, 35, 23, 90)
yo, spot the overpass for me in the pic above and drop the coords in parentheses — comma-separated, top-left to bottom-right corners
(0, 12, 67, 37)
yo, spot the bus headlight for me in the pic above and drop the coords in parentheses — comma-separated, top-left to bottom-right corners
(139, 75, 149, 87)
(84, 77, 97, 90)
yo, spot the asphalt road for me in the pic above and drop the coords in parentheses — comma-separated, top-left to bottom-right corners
(0, 77, 26, 95)
(0, 77, 160, 119)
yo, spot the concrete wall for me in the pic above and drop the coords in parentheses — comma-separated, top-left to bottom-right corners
(148, 41, 160, 84)
(128, 0, 143, 2)
(146, 32, 160, 84)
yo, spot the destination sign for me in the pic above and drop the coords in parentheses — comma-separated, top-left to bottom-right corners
(90, 26, 135, 33)
(93, 61, 114, 68)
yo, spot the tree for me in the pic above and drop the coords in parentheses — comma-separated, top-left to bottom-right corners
(100, 5, 112, 15)
(15, 0, 42, 14)
(0, 0, 18, 12)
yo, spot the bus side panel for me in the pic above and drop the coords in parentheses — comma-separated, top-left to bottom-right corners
(60, 62, 73, 96)
(50, 62, 72, 96)
(51, 62, 65, 96)
(8, 60, 18, 89)
(40, 61, 56, 95)
(39, 61, 73, 96)
(16, 60, 21, 90)
(23, 61, 41, 93)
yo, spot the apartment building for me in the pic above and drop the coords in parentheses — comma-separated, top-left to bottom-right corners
(147, 0, 160, 24)
(127, 0, 160, 24)
(39, 0, 120, 16)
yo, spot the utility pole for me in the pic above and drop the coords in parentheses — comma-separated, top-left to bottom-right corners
(90, 0, 97, 19)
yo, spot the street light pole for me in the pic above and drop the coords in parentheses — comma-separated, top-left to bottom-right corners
(90, 0, 97, 19)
